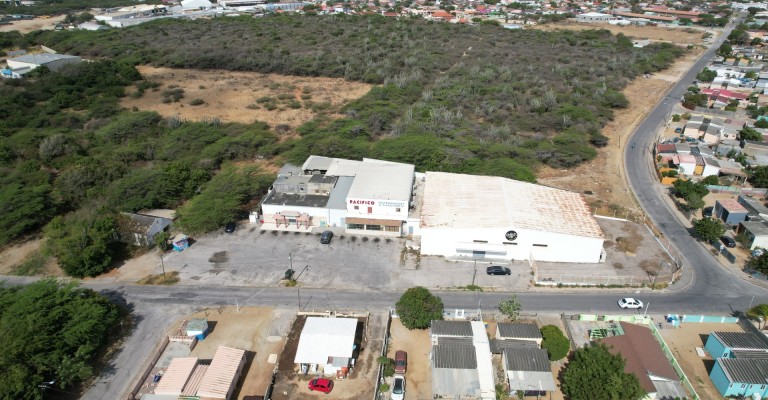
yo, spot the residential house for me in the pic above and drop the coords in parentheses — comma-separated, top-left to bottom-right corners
(496, 322, 543, 346)
(601, 322, 687, 400)
(576, 12, 616, 22)
(713, 199, 749, 226)
(118, 212, 172, 247)
(4, 53, 82, 77)
(705, 331, 768, 398)
(742, 140, 768, 158)
(501, 347, 556, 396)
(737, 219, 768, 250)
(293, 317, 358, 377)
(704, 331, 768, 359)
(430, 320, 495, 400)
(710, 358, 768, 399)
(675, 154, 697, 176)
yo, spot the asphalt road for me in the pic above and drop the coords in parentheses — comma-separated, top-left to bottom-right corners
(625, 13, 768, 299)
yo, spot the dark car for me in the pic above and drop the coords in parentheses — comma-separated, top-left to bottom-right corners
(721, 236, 737, 248)
(702, 206, 714, 218)
(320, 230, 333, 244)
(486, 266, 511, 275)
(308, 378, 333, 394)
(225, 222, 236, 233)
(394, 350, 407, 374)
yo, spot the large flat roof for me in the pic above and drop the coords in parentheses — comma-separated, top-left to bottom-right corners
(155, 357, 198, 395)
(421, 172, 603, 239)
(294, 317, 357, 365)
(346, 158, 414, 202)
(8, 53, 80, 65)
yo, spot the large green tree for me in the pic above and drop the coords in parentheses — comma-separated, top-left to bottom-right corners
(562, 343, 646, 400)
(694, 218, 725, 243)
(0, 280, 120, 399)
(740, 126, 762, 141)
(750, 166, 768, 188)
(395, 286, 444, 329)
(498, 295, 522, 321)
(747, 304, 768, 329)
(747, 253, 768, 275)
(45, 209, 119, 277)
(541, 325, 570, 361)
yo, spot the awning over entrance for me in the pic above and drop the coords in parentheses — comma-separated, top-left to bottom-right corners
(345, 217, 401, 227)
(455, 242, 508, 254)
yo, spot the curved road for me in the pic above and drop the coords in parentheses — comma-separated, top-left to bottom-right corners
(625, 14, 768, 303)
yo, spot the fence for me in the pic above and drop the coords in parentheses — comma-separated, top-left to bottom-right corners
(710, 240, 736, 264)
(373, 312, 393, 400)
(646, 320, 700, 400)
(681, 315, 739, 323)
(533, 271, 678, 287)
(706, 185, 768, 197)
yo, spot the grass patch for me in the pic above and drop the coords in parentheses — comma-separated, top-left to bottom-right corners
(10, 251, 48, 276)
(284, 278, 297, 287)
(456, 284, 483, 291)
(138, 271, 180, 285)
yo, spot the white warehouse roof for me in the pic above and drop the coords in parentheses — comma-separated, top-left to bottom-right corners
(421, 172, 603, 239)
(346, 158, 414, 202)
(294, 317, 357, 365)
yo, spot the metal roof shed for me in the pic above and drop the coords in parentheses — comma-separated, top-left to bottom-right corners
(154, 357, 198, 396)
(197, 346, 246, 400)
(293, 317, 357, 365)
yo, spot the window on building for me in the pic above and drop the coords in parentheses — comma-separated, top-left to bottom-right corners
(385, 226, 400, 232)
(366, 224, 382, 231)
(761, 385, 766, 390)
(367, 207, 373, 214)
(533, 244, 548, 247)
(741, 384, 747, 389)
(395, 208, 401, 212)
(503, 242, 517, 245)
(473, 240, 488, 243)
(354, 205, 359, 210)
(347, 223, 364, 230)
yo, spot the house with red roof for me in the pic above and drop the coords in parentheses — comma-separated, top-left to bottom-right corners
(601, 322, 687, 400)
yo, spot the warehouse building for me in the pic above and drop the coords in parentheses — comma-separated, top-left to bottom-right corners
(419, 172, 605, 263)
(260, 156, 416, 236)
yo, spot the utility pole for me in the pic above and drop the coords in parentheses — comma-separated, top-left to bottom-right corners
(472, 259, 477, 286)
(160, 254, 166, 279)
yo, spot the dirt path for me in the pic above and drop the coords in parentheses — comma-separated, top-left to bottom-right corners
(535, 22, 707, 45)
(538, 45, 705, 214)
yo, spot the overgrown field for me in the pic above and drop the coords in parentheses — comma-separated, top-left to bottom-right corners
(0, 15, 684, 277)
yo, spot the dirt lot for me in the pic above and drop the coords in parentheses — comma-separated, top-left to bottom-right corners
(660, 322, 745, 400)
(181, 306, 287, 400)
(535, 22, 708, 45)
(538, 45, 705, 216)
(388, 318, 432, 400)
(272, 313, 381, 400)
(0, 237, 62, 276)
(122, 66, 373, 129)
(0, 15, 65, 33)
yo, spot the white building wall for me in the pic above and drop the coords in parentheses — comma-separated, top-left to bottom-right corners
(748, 234, 768, 250)
(261, 204, 329, 226)
(702, 164, 720, 177)
(345, 197, 409, 220)
(328, 208, 347, 228)
(420, 227, 604, 263)
(679, 162, 697, 176)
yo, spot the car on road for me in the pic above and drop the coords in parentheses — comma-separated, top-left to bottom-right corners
(308, 378, 334, 394)
(225, 222, 236, 233)
(392, 375, 405, 400)
(618, 298, 644, 309)
(394, 350, 407, 374)
(320, 230, 334, 244)
(720, 236, 737, 248)
(486, 266, 511, 275)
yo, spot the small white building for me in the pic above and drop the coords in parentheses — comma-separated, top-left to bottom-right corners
(576, 12, 616, 22)
(419, 172, 605, 263)
(294, 317, 358, 376)
(181, 0, 213, 10)
(5, 53, 82, 74)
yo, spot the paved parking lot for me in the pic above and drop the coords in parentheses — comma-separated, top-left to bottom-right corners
(159, 224, 534, 292)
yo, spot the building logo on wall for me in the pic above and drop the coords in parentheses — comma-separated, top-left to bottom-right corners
(505, 230, 518, 241)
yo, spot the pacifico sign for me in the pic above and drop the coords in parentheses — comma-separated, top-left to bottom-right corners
(349, 199, 375, 206)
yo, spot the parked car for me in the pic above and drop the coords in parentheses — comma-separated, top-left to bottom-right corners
(308, 378, 334, 394)
(225, 222, 236, 233)
(702, 206, 713, 218)
(720, 236, 737, 248)
(486, 265, 511, 275)
(618, 297, 644, 309)
(394, 350, 407, 374)
(320, 230, 333, 244)
(753, 248, 765, 257)
(675, 127, 682, 133)
(391, 376, 406, 400)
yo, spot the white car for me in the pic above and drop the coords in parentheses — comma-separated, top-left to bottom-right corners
(391, 375, 405, 400)
(618, 298, 644, 309)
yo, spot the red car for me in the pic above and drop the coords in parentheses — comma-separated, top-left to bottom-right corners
(308, 378, 334, 394)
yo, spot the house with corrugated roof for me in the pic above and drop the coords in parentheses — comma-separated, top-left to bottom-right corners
(600, 322, 686, 400)
(705, 331, 768, 398)
(430, 320, 495, 400)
